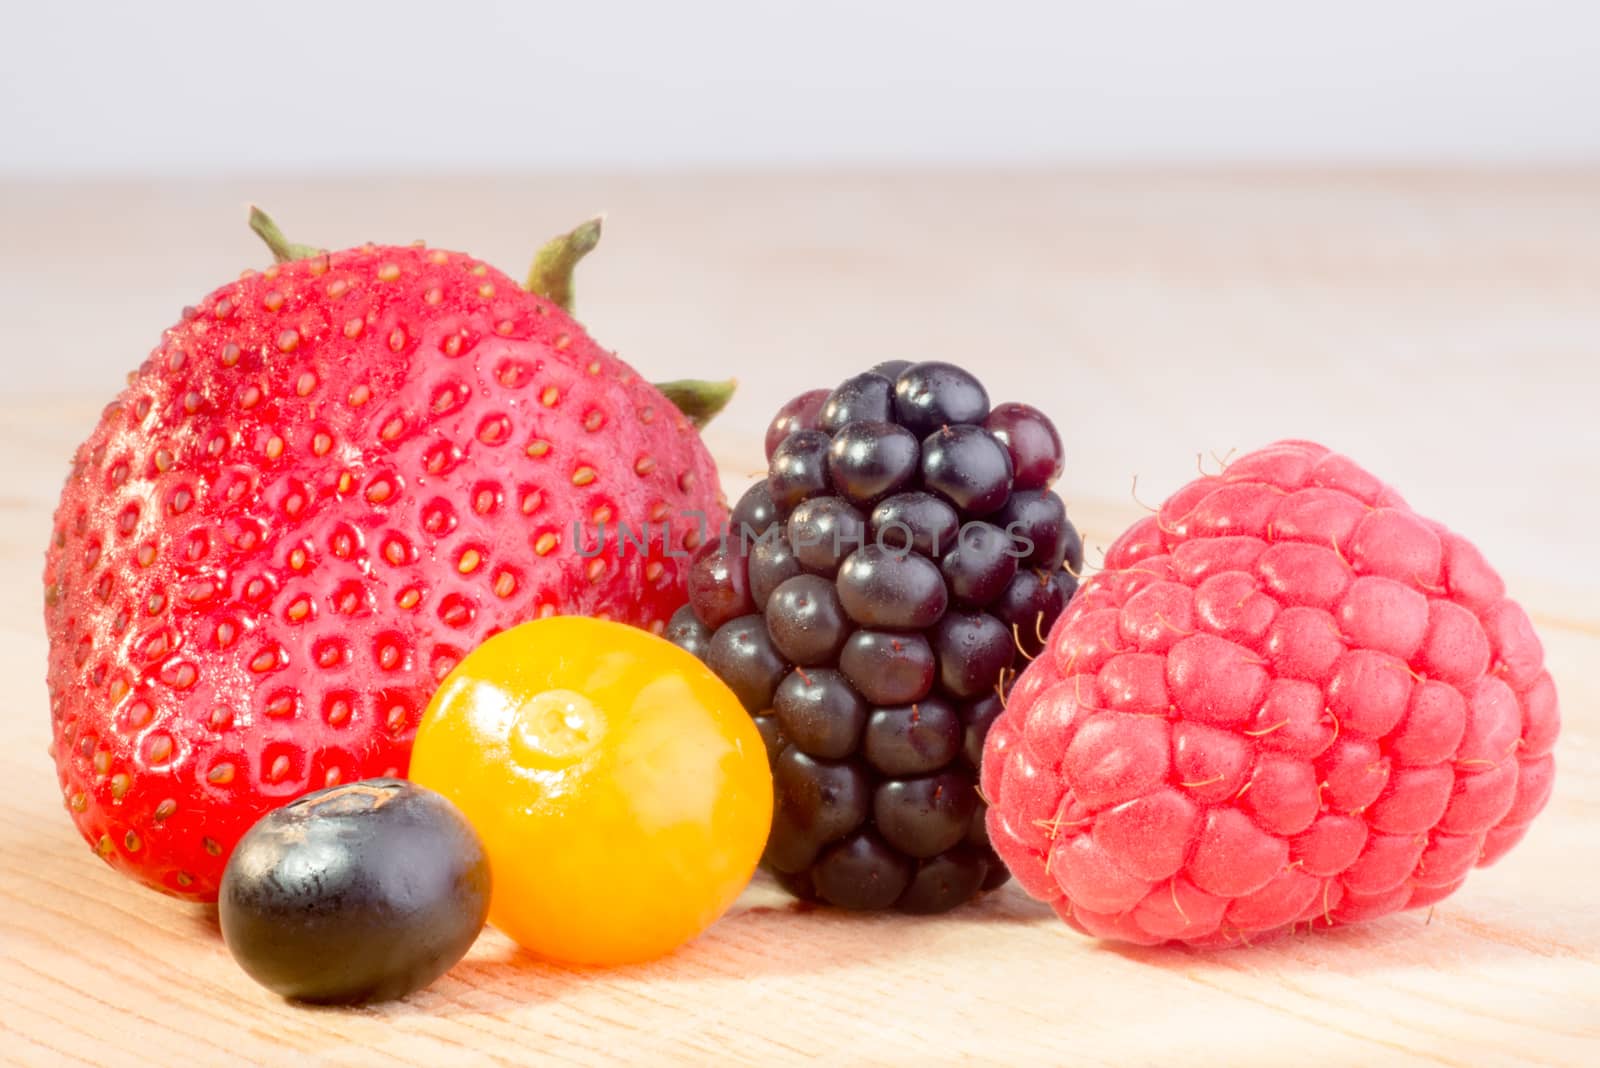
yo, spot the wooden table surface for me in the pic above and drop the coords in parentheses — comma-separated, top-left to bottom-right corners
(1, 172, 1596, 1066)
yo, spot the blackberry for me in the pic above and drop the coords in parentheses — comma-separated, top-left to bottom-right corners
(668, 360, 1078, 913)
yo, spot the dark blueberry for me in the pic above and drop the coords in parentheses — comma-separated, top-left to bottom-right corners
(786, 495, 867, 576)
(892, 361, 990, 436)
(774, 747, 870, 846)
(932, 611, 1015, 700)
(705, 615, 789, 712)
(753, 713, 789, 765)
(868, 491, 959, 559)
(839, 629, 935, 705)
(768, 429, 832, 513)
(765, 575, 851, 666)
(869, 359, 913, 380)
(747, 533, 803, 607)
(940, 521, 1019, 606)
(764, 389, 830, 460)
(863, 697, 962, 776)
(836, 545, 948, 630)
(993, 490, 1069, 570)
(730, 480, 780, 538)
(984, 402, 1064, 491)
(686, 539, 754, 630)
(773, 667, 868, 760)
(812, 832, 913, 910)
(897, 847, 990, 915)
(664, 603, 712, 660)
(219, 778, 489, 1004)
(991, 570, 1069, 658)
(817, 372, 894, 434)
(826, 421, 919, 507)
(920, 425, 1014, 517)
(960, 693, 1005, 769)
(873, 771, 978, 859)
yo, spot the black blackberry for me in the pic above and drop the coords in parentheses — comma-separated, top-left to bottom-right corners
(668, 360, 1077, 913)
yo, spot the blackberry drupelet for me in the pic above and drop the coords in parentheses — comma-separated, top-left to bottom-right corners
(674, 361, 1079, 913)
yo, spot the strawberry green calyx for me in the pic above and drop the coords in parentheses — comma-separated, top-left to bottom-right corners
(655, 378, 738, 429)
(248, 206, 324, 264)
(522, 215, 736, 426)
(245, 207, 735, 427)
(525, 217, 603, 312)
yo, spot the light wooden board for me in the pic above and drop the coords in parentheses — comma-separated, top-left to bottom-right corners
(1, 173, 1597, 1067)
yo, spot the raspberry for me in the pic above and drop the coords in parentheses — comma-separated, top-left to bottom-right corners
(985, 441, 1559, 946)
(676, 364, 1079, 912)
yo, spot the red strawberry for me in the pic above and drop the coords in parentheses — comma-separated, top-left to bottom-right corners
(984, 440, 1558, 946)
(44, 210, 732, 899)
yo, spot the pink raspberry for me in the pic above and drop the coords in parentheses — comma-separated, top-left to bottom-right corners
(983, 441, 1558, 947)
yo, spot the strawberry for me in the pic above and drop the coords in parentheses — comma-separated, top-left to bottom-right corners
(44, 210, 732, 899)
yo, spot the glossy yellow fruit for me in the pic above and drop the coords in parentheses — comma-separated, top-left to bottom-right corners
(409, 617, 772, 965)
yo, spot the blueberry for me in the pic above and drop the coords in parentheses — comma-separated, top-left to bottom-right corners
(773, 667, 868, 760)
(818, 372, 894, 434)
(873, 771, 978, 859)
(892, 361, 990, 436)
(686, 539, 754, 630)
(984, 402, 1064, 491)
(747, 533, 803, 606)
(765, 389, 830, 460)
(786, 495, 867, 576)
(664, 603, 712, 660)
(813, 832, 913, 910)
(991, 570, 1069, 658)
(839, 629, 935, 705)
(932, 611, 1015, 700)
(730, 480, 780, 538)
(897, 847, 991, 915)
(836, 545, 948, 630)
(826, 421, 919, 507)
(921, 425, 1014, 517)
(774, 747, 870, 846)
(960, 693, 1005, 769)
(219, 778, 489, 1004)
(705, 615, 789, 712)
(993, 490, 1070, 570)
(768, 429, 833, 513)
(869, 491, 959, 558)
(940, 521, 1019, 606)
(863, 697, 962, 776)
(765, 574, 851, 666)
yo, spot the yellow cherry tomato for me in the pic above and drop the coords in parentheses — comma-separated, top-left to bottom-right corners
(409, 617, 772, 965)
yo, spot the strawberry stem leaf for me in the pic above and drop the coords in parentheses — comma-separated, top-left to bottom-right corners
(248, 206, 322, 264)
(525, 217, 603, 311)
(652, 378, 737, 429)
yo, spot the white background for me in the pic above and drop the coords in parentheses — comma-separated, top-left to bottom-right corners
(3, 0, 1598, 175)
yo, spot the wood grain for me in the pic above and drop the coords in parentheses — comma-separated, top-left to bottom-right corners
(1, 173, 1597, 1067)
